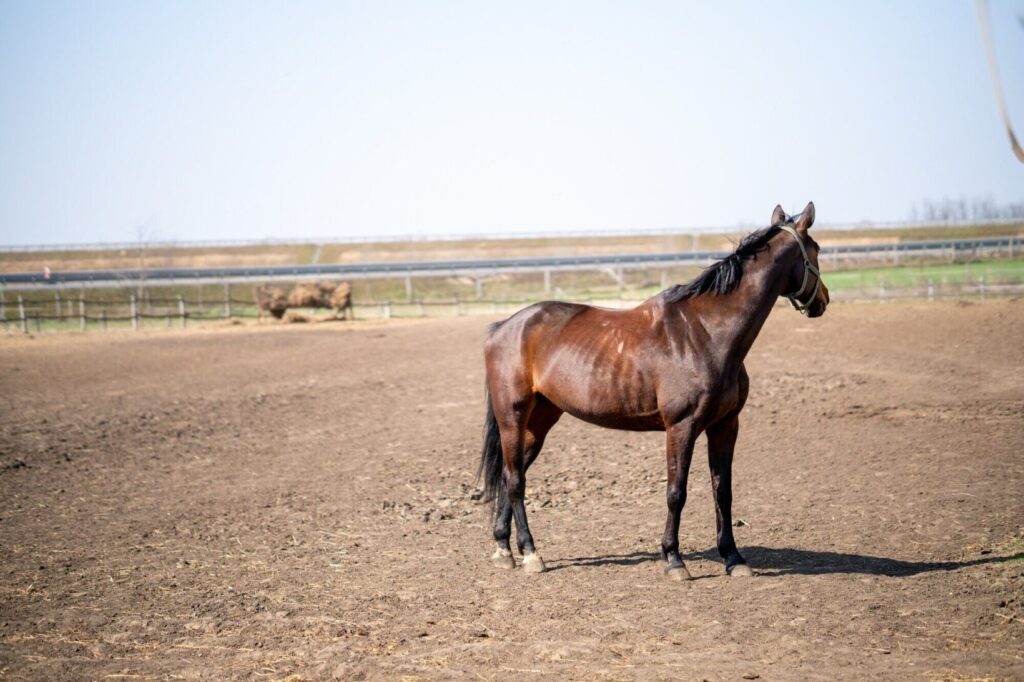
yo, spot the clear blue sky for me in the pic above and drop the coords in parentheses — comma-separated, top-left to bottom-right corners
(1, 1, 1022, 246)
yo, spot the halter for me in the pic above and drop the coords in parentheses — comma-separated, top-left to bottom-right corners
(777, 224, 821, 315)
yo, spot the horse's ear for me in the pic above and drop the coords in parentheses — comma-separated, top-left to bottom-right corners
(797, 202, 816, 231)
(771, 205, 787, 227)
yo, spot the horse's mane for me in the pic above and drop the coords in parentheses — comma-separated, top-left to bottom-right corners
(662, 225, 782, 303)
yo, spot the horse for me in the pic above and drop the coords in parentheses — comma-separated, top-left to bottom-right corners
(477, 202, 829, 579)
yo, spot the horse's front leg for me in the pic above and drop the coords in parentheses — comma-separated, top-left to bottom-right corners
(662, 419, 697, 580)
(707, 414, 752, 577)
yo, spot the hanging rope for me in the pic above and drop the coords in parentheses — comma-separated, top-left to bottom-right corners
(976, 0, 1024, 163)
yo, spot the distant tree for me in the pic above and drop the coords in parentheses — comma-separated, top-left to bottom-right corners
(911, 196, 1024, 223)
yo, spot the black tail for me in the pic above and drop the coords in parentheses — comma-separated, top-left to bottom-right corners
(477, 385, 504, 505)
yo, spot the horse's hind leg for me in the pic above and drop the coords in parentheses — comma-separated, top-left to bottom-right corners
(493, 391, 564, 573)
(491, 396, 562, 571)
(524, 395, 563, 470)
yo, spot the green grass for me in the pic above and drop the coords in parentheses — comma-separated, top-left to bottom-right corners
(822, 259, 1024, 291)
(1002, 538, 1024, 563)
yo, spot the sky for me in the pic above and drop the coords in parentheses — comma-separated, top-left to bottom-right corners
(1, 1, 1022, 246)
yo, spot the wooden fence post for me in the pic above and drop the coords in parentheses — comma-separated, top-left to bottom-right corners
(927, 279, 934, 302)
(223, 282, 231, 319)
(130, 294, 139, 330)
(101, 309, 107, 331)
(179, 295, 186, 328)
(79, 292, 86, 332)
(55, 291, 62, 320)
(18, 296, 26, 333)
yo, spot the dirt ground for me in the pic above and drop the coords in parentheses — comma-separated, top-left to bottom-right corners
(1, 300, 1022, 681)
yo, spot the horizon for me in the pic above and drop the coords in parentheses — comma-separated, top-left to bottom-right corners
(2, 1, 1023, 247)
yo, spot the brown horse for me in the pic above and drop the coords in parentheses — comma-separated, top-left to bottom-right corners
(478, 202, 829, 579)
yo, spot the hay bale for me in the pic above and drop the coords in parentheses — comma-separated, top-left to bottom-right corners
(329, 282, 352, 311)
(259, 281, 352, 320)
(287, 283, 328, 309)
(256, 286, 289, 319)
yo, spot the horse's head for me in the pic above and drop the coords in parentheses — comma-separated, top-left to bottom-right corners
(771, 202, 830, 318)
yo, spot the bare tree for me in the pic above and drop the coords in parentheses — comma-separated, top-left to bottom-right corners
(912, 196, 1024, 223)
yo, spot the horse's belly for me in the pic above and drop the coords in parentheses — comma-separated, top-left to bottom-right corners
(542, 384, 664, 432)
(563, 406, 666, 432)
(533, 340, 664, 431)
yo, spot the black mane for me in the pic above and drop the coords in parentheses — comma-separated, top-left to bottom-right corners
(662, 225, 782, 302)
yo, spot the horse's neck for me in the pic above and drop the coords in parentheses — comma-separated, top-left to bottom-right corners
(702, 244, 794, 365)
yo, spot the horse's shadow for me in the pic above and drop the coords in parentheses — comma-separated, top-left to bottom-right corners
(545, 546, 1022, 576)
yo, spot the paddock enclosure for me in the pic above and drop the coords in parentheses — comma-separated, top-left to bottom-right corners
(1, 301, 1022, 680)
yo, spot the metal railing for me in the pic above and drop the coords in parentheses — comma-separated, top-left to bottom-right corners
(0, 235, 1019, 291)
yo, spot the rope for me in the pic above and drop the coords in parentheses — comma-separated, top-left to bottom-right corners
(976, 0, 1024, 163)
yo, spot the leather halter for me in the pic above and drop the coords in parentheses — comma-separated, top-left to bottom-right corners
(777, 224, 821, 315)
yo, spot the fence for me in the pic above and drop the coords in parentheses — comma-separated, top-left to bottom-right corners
(1, 292, 243, 333)
(349, 280, 1024, 320)
(3, 278, 1021, 333)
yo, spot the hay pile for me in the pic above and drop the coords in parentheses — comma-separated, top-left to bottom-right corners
(257, 281, 352, 321)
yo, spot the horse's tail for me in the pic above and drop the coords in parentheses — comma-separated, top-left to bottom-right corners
(477, 382, 505, 506)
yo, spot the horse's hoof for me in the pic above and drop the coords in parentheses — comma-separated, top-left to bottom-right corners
(664, 564, 692, 581)
(728, 563, 753, 577)
(522, 553, 546, 574)
(492, 547, 515, 570)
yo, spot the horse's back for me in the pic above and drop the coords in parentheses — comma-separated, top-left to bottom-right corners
(486, 298, 664, 350)
(485, 300, 591, 349)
